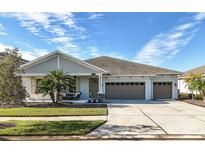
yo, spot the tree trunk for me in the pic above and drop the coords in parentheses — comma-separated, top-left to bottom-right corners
(201, 90, 205, 103)
(191, 91, 194, 100)
(55, 90, 61, 104)
(49, 92, 55, 104)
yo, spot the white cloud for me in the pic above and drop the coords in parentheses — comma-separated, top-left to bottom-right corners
(88, 13, 104, 20)
(0, 43, 12, 51)
(0, 42, 49, 61)
(49, 26, 65, 36)
(193, 12, 205, 21)
(176, 23, 196, 31)
(0, 23, 7, 35)
(107, 52, 125, 59)
(134, 13, 205, 66)
(0, 12, 89, 58)
(49, 36, 73, 43)
(89, 46, 101, 57)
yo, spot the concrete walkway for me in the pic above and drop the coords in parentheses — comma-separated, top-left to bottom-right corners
(0, 116, 107, 121)
(89, 100, 205, 138)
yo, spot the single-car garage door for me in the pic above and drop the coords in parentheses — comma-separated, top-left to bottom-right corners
(105, 82, 145, 99)
(153, 82, 172, 99)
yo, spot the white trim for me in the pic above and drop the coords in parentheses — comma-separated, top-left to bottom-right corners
(21, 51, 109, 73)
(21, 73, 46, 77)
(108, 74, 156, 77)
(98, 74, 103, 94)
(103, 80, 147, 99)
(152, 81, 174, 99)
(156, 73, 181, 75)
(57, 55, 60, 69)
(21, 73, 102, 77)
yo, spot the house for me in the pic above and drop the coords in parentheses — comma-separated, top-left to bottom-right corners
(21, 51, 181, 101)
(178, 65, 205, 94)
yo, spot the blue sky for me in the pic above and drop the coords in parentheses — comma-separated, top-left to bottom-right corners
(0, 12, 205, 72)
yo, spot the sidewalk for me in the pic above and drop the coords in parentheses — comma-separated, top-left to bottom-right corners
(0, 116, 107, 121)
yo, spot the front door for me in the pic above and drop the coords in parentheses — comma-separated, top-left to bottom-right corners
(89, 78, 98, 98)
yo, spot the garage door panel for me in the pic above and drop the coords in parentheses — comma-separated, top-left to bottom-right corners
(105, 82, 145, 99)
(153, 82, 172, 99)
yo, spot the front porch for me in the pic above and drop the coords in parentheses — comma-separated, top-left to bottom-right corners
(22, 73, 104, 102)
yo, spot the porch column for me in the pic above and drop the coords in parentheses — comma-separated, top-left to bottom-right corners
(98, 74, 103, 94)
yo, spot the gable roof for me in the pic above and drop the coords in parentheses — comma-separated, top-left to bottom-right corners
(181, 65, 205, 77)
(85, 56, 181, 75)
(21, 51, 109, 74)
(0, 52, 29, 64)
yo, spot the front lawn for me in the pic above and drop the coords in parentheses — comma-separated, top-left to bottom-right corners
(0, 120, 105, 135)
(0, 108, 107, 117)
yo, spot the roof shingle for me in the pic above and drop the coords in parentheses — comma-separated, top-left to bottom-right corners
(182, 65, 205, 77)
(85, 56, 181, 75)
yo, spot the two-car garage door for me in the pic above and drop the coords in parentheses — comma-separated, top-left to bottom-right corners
(105, 81, 172, 99)
(105, 82, 145, 99)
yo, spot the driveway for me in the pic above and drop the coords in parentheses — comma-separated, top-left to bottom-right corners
(89, 100, 205, 138)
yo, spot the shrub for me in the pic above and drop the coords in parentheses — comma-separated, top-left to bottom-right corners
(195, 94, 203, 100)
(179, 93, 191, 99)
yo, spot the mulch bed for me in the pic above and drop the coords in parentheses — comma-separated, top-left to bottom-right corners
(0, 122, 16, 129)
(182, 99, 205, 107)
(0, 102, 107, 108)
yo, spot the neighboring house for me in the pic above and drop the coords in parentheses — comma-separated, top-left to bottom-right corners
(21, 51, 181, 101)
(178, 65, 205, 94)
(0, 52, 29, 64)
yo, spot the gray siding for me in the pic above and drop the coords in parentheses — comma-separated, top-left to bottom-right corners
(24, 56, 57, 74)
(24, 54, 101, 74)
(59, 56, 100, 73)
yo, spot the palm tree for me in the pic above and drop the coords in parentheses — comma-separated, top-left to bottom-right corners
(38, 70, 74, 104)
(184, 73, 205, 102)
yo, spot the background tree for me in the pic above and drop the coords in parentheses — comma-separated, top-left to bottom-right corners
(0, 48, 27, 106)
(38, 70, 74, 104)
(184, 73, 205, 102)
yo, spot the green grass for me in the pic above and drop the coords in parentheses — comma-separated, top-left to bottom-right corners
(0, 108, 107, 117)
(0, 120, 105, 135)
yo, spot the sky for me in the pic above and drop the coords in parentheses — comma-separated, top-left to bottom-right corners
(0, 12, 205, 72)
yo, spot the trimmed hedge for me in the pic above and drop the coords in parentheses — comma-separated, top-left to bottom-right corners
(179, 93, 203, 100)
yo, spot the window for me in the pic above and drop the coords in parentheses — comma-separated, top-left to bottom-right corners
(163, 82, 166, 85)
(140, 82, 144, 85)
(130, 83, 134, 85)
(126, 82, 129, 85)
(116, 82, 120, 85)
(61, 78, 76, 93)
(35, 79, 42, 94)
(69, 78, 76, 92)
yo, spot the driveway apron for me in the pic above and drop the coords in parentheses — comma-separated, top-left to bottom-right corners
(89, 101, 205, 138)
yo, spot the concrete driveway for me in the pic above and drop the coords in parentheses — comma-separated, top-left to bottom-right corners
(89, 100, 205, 139)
